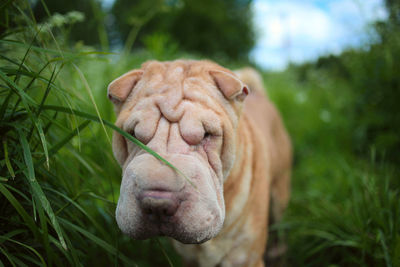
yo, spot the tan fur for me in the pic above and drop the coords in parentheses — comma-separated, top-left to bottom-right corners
(108, 60, 291, 267)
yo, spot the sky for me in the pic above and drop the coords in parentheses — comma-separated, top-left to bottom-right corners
(250, 0, 388, 70)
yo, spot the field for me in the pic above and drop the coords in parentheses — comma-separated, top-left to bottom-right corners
(0, 1, 399, 266)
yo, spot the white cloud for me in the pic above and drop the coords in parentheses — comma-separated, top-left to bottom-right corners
(251, 0, 388, 70)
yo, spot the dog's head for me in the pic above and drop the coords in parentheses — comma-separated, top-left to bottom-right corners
(108, 60, 249, 244)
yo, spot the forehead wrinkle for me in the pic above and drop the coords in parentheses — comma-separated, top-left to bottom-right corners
(183, 94, 222, 118)
(122, 61, 238, 127)
(183, 79, 238, 128)
(195, 98, 235, 135)
(155, 92, 184, 122)
(149, 72, 185, 122)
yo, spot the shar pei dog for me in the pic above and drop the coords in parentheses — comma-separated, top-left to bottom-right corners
(107, 60, 292, 267)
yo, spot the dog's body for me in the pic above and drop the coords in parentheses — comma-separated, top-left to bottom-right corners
(108, 60, 291, 267)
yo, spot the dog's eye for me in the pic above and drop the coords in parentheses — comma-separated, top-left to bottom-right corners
(128, 129, 137, 139)
(203, 132, 212, 139)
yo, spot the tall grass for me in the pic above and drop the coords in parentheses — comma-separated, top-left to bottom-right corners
(0, 1, 180, 266)
(265, 69, 400, 266)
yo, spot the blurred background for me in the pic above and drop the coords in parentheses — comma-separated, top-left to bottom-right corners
(0, 0, 399, 266)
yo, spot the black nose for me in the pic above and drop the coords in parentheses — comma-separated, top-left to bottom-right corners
(139, 192, 179, 220)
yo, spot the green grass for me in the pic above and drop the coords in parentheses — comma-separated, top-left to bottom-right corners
(265, 69, 400, 266)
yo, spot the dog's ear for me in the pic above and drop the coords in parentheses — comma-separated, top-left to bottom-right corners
(209, 70, 250, 101)
(107, 70, 144, 104)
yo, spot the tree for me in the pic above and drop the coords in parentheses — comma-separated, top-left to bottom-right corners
(385, 0, 400, 24)
(111, 0, 255, 61)
(32, 0, 107, 48)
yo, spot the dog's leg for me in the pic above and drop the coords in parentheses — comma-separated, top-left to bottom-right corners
(265, 169, 291, 266)
(270, 169, 291, 223)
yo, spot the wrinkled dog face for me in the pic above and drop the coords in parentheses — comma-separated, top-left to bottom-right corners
(108, 60, 248, 244)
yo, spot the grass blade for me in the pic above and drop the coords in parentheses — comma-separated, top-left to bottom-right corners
(0, 236, 46, 267)
(2, 138, 15, 178)
(59, 218, 135, 266)
(0, 68, 37, 106)
(35, 120, 91, 167)
(35, 192, 51, 266)
(0, 245, 16, 267)
(72, 63, 111, 144)
(7, 256, 29, 267)
(0, 230, 26, 244)
(378, 229, 392, 267)
(13, 25, 42, 84)
(0, 92, 13, 121)
(34, 119, 50, 169)
(156, 238, 174, 267)
(18, 129, 67, 250)
(0, 183, 39, 240)
(32, 111, 57, 152)
(0, 231, 30, 266)
(36, 65, 57, 117)
(45, 188, 109, 238)
(39, 0, 51, 17)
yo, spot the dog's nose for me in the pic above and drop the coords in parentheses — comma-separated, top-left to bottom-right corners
(139, 191, 179, 219)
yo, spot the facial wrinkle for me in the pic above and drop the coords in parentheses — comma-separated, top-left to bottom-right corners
(182, 80, 235, 126)
(156, 90, 184, 122)
(166, 120, 172, 154)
